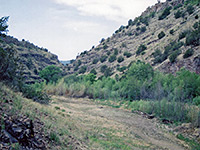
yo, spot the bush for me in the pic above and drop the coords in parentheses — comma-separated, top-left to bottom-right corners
(109, 55, 116, 63)
(100, 65, 107, 73)
(117, 66, 127, 72)
(193, 21, 200, 29)
(169, 29, 174, 35)
(169, 50, 180, 63)
(117, 56, 124, 63)
(187, 5, 194, 15)
(78, 66, 87, 74)
(90, 68, 97, 75)
(100, 55, 108, 63)
(0, 16, 9, 34)
(183, 49, 194, 58)
(103, 44, 108, 49)
(174, 10, 183, 19)
(140, 26, 146, 33)
(21, 84, 50, 104)
(179, 30, 190, 40)
(158, 31, 166, 39)
(159, 7, 172, 20)
(193, 96, 200, 105)
(92, 58, 99, 64)
(114, 49, 119, 55)
(136, 44, 147, 55)
(123, 51, 132, 58)
(0, 47, 20, 82)
(39, 65, 62, 83)
(186, 31, 200, 46)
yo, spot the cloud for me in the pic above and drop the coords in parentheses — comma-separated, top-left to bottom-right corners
(53, 0, 165, 22)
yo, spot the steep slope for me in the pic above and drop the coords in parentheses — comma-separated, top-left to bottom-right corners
(67, 0, 200, 77)
(0, 35, 64, 83)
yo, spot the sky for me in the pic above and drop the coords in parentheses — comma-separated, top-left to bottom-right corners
(0, 0, 166, 60)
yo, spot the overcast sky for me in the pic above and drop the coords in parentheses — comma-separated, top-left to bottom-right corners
(0, 0, 165, 60)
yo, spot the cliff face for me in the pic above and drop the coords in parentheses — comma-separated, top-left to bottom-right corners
(0, 35, 63, 83)
(67, 0, 200, 77)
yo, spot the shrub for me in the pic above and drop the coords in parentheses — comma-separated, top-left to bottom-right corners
(39, 65, 62, 83)
(0, 16, 9, 34)
(187, 5, 194, 15)
(136, 27, 140, 31)
(169, 50, 180, 63)
(100, 65, 107, 73)
(174, 4, 183, 10)
(0, 47, 21, 82)
(169, 29, 174, 35)
(92, 58, 99, 64)
(114, 49, 119, 55)
(183, 48, 194, 58)
(123, 51, 132, 58)
(100, 55, 108, 63)
(193, 21, 200, 29)
(174, 10, 183, 19)
(121, 43, 126, 48)
(158, 7, 172, 20)
(186, 31, 200, 46)
(109, 55, 116, 63)
(117, 66, 127, 72)
(104, 67, 113, 77)
(117, 56, 124, 63)
(193, 96, 200, 105)
(107, 51, 111, 56)
(136, 44, 147, 55)
(78, 66, 87, 74)
(158, 31, 166, 39)
(21, 84, 50, 104)
(179, 30, 190, 40)
(90, 68, 97, 75)
(103, 44, 108, 49)
(140, 26, 146, 33)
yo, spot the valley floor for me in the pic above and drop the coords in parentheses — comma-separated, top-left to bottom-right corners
(51, 96, 189, 150)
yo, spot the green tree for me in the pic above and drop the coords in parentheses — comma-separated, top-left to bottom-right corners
(39, 65, 62, 83)
(0, 16, 9, 34)
(0, 47, 20, 82)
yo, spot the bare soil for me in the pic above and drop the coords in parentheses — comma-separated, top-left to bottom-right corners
(51, 96, 189, 150)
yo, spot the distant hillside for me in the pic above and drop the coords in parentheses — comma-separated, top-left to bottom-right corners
(0, 35, 64, 83)
(67, 0, 200, 77)
(60, 60, 71, 65)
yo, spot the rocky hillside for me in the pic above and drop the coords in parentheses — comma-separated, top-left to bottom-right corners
(0, 35, 63, 83)
(67, 0, 200, 77)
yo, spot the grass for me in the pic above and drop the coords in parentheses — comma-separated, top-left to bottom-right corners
(177, 134, 200, 150)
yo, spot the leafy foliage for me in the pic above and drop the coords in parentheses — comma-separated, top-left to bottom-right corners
(109, 55, 116, 63)
(117, 56, 124, 63)
(158, 7, 172, 20)
(100, 55, 108, 63)
(78, 66, 87, 74)
(123, 51, 132, 58)
(0, 47, 20, 82)
(39, 65, 62, 83)
(158, 31, 166, 39)
(187, 5, 194, 15)
(136, 44, 147, 55)
(183, 49, 194, 58)
(174, 10, 183, 19)
(0, 16, 9, 34)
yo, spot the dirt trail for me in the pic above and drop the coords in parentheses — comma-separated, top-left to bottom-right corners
(51, 96, 188, 150)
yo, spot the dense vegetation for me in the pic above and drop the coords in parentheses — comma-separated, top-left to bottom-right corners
(45, 61, 200, 126)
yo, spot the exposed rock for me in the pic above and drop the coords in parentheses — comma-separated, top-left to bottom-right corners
(0, 115, 46, 150)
